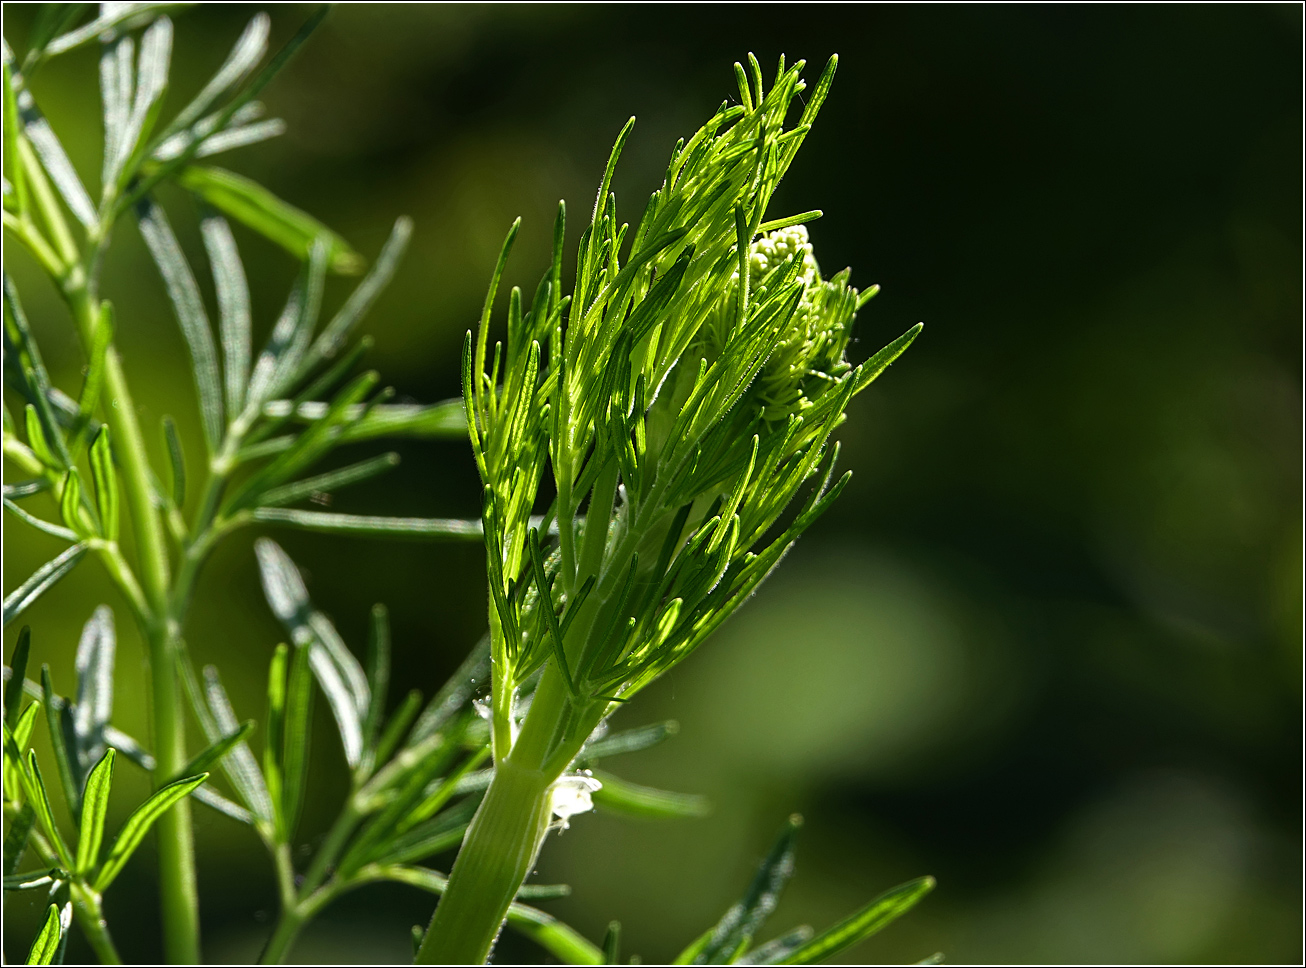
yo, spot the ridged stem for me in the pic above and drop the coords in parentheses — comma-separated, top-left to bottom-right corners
(415, 758, 555, 964)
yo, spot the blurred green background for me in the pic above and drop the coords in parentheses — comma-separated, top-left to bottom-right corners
(3, 3, 1301, 964)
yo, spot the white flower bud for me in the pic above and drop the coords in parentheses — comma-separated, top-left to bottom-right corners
(550, 772, 602, 831)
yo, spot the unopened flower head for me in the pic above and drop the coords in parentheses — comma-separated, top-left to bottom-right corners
(462, 53, 920, 774)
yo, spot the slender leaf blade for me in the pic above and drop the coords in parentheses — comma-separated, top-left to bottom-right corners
(3, 543, 88, 627)
(175, 165, 362, 273)
(72, 605, 115, 773)
(20, 752, 74, 869)
(76, 301, 114, 424)
(777, 877, 936, 965)
(4, 274, 71, 469)
(589, 771, 710, 821)
(14, 83, 96, 227)
(88, 430, 119, 540)
(304, 215, 412, 371)
(93, 772, 208, 891)
(25, 902, 62, 965)
(44, 4, 191, 58)
(176, 720, 254, 781)
(362, 603, 390, 760)
(263, 643, 287, 835)
(256, 453, 400, 509)
(5, 626, 31, 727)
(40, 666, 81, 817)
(281, 641, 313, 834)
(3, 803, 35, 877)
(254, 539, 368, 765)
(199, 209, 252, 415)
(135, 195, 224, 449)
(160, 13, 269, 137)
(162, 415, 186, 508)
(251, 508, 482, 540)
(75, 748, 114, 874)
(199, 664, 273, 824)
(580, 721, 679, 763)
(681, 816, 802, 965)
(3, 867, 61, 892)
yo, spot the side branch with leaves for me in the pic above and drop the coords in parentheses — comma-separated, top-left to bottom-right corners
(4, 5, 474, 963)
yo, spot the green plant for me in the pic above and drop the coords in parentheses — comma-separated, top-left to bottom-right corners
(4, 6, 930, 965)
(416, 51, 923, 965)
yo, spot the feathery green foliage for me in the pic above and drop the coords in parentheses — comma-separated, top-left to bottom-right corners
(3, 6, 930, 966)
(418, 52, 923, 965)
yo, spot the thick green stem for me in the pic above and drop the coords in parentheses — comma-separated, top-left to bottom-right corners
(100, 341, 200, 964)
(415, 759, 555, 964)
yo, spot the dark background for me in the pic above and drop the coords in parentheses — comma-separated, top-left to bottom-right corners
(3, 4, 1301, 963)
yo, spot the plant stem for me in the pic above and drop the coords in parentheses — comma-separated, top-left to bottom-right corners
(258, 903, 305, 966)
(95, 323, 200, 963)
(300, 801, 361, 896)
(70, 882, 123, 966)
(415, 758, 555, 964)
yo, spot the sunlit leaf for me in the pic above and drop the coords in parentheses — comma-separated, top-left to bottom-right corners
(175, 165, 362, 274)
(245, 237, 328, 406)
(103, 16, 172, 190)
(19, 751, 74, 869)
(93, 772, 207, 891)
(12, 79, 96, 227)
(196, 663, 273, 825)
(193, 114, 284, 157)
(75, 748, 114, 874)
(2, 480, 50, 500)
(261, 398, 468, 442)
(74, 298, 111, 429)
(736, 927, 814, 965)
(129, 7, 325, 205)
(25, 902, 62, 965)
(88, 429, 118, 540)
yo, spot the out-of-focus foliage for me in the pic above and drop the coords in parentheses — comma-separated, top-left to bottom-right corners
(3, 4, 1299, 964)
